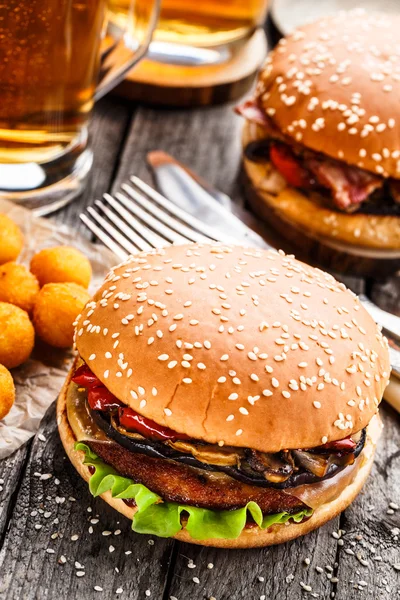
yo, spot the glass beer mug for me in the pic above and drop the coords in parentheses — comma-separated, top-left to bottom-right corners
(109, 0, 269, 66)
(0, 0, 159, 215)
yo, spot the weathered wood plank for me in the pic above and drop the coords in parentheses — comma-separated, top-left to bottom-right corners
(110, 103, 245, 206)
(52, 96, 132, 238)
(0, 403, 173, 600)
(334, 405, 400, 599)
(370, 276, 400, 317)
(0, 445, 30, 540)
(167, 529, 338, 600)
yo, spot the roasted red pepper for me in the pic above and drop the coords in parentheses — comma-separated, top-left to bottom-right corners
(270, 142, 313, 189)
(118, 406, 190, 442)
(72, 364, 101, 389)
(87, 387, 122, 411)
(72, 363, 190, 442)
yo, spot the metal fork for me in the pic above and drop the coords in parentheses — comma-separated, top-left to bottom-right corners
(80, 176, 400, 377)
(80, 176, 239, 260)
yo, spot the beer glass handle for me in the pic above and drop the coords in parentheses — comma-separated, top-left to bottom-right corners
(95, 0, 160, 101)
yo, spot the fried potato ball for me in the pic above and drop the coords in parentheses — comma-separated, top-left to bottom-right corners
(0, 364, 15, 420)
(0, 214, 24, 265)
(33, 283, 90, 348)
(0, 302, 35, 368)
(30, 246, 92, 288)
(0, 262, 39, 313)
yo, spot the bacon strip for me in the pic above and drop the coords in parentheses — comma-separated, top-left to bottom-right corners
(235, 99, 270, 128)
(237, 100, 385, 210)
(305, 157, 383, 210)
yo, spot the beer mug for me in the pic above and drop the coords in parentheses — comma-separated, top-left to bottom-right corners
(109, 0, 269, 66)
(0, 0, 160, 215)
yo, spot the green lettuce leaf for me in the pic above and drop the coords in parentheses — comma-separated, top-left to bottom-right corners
(76, 442, 312, 540)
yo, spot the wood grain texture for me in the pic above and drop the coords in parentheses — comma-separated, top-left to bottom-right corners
(0, 445, 30, 540)
(333, 406, 400, 600)
(110, 103, 244, 206)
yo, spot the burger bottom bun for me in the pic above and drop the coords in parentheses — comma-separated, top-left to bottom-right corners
(57, 373, 378, 548)
(243, 122, 400, 276)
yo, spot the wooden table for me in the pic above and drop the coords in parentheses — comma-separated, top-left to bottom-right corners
(1, 54, 400, 600)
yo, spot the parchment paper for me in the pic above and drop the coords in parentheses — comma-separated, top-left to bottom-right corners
(0, 199, 117, 459)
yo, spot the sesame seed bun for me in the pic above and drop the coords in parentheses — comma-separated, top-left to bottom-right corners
(256, 9, 400, 179)
(243, 121, 400, 251)
(57, 375, 381, 548)
(74, 244, 390, 453)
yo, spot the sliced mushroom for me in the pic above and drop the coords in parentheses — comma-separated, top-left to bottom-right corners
(292, 450, 331, 478)
(244, 450, 294, 483)
(167, 439, 242, 467)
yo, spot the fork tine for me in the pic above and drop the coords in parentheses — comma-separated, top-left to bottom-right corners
(87, 206, 139, 255)
(103, 193, 169, 248)
(94, 200, 152, 252)
(79, 214, 128, 260)
(120, 182, 210, 243)
(129, 176, 237, 244)
(115, 191, 190, 245)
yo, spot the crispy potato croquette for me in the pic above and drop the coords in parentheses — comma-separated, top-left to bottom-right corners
(0, 262, 39, 313)
(33, 283, 90, 348)
(30, 246, 92, 288)
(0, 214, 24, 265)
(0, 364, 15, 420)
(0, 302, 35, 368)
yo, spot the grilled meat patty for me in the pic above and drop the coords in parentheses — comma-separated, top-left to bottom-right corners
(88, 440, 307, 514)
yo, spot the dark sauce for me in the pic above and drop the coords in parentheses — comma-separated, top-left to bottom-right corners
(244, 140, 271, 163)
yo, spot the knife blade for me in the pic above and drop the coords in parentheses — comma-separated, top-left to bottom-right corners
(147, 151, 270, 250)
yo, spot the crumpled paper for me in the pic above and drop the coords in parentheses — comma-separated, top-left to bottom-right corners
(0, 198, 117, 459)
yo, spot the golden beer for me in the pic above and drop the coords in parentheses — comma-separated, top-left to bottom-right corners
(0, 0, 158, 213)
(0, 0, 106, 165)
(109, 0, 268, 48)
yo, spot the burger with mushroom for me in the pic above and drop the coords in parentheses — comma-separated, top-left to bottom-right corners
(238, 10, 400, 259)
(58, 244, 390, 547)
